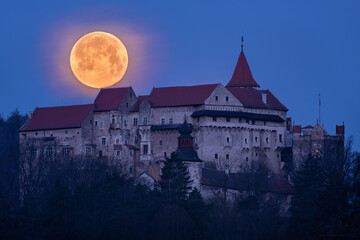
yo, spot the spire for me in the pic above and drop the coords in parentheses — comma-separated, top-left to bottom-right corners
(226, 37, 260, 88)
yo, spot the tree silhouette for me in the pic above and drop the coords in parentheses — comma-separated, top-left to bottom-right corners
(160, 152, 192, 205)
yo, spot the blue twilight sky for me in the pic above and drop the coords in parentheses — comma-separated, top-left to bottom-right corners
(1, 0, 359, 150)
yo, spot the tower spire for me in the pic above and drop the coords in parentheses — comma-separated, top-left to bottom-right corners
(318, 92, 321, 125)
(241, 36, 244, 52)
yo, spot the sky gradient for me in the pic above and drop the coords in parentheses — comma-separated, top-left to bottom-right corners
(1, 0, 359, 150)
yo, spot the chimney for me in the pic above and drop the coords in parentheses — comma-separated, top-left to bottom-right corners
(262, 93, 267, 104)
(336, 124, 345, 136)
(294, 125, 301, 134)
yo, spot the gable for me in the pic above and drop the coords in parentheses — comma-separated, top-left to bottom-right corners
(204, 84, 243, 107)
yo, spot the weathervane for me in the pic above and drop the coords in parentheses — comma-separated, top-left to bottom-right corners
(241, 36, 244, 52)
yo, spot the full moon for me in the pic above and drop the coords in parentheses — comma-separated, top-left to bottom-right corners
(70, 31, 128, 88)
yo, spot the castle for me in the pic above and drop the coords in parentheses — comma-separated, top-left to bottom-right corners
(19, 45, 344, 205)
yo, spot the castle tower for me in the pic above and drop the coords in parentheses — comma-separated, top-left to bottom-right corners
(174, 119, 202, 190)
(226, 37, 260, 88)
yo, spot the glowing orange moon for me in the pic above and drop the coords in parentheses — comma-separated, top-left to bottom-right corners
(70, 31, 128, 88)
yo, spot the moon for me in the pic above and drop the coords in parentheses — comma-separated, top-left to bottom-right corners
(70, 31, 128, 88)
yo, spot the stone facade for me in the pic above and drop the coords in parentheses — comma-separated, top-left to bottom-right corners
(19, 48, 344, 207)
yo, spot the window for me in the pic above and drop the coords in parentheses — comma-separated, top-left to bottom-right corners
(277, 154, 280, 158)
(226, 154, 229, 160)
(226, 137, 230, 143)
(169, 118, 173, 124)
(116, 150, 121, 156)
(226, 96, 229, 101)
(239, 118, 242, 123)
(245, 138, 248, 144)
(161, 118, 165, 125)
(213, 117, 217, 122)
(264, 121, 267, 126)
(215, 96, 218, 101)
(197, 117, 200, 123)
(134, 118, 138, 126)
(130, 151, 133, 156)
(255, 152, 258, 157)
(246, 119, 249, 124)
(226, 117, 230, 122)
(77, 131, 79, 134)
(126, 103, 129, 108)
(143, 117, 148, 125)
(215, 153, 218, 159)
(116, 138, 120, 145)
(124, 120, 127, 127)
(255, 137, 258, 142)
(164, 152, 167, 157)
(246, 157, 249, 162)
(101, 137, 106, 146)
(62, 147, 69, 156)
(143, 145, 148, 154)
(95, 121, 98, 127)
(112, 116, 116, 124)
(100, 122, 103, 129)
(99, 150, 103, 157)
(279, 134, 283, 143)
(252, 120, 255, 125)
(135, 136, 138, 143)
(45, 146, 53, 157)
(65, 130, 68, 134)
(159, 140, 163, 145)
(35, 132, 38, 136)
(86, 146, 92, 156)
(266, 138, 269, 143)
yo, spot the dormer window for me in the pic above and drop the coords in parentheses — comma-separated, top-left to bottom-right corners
(215, 96, 218, 101)
(226, 96, 229, 101)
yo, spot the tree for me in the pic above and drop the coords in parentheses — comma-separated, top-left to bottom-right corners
(289, 154, 326, 239)
(160, 153, 192, 205)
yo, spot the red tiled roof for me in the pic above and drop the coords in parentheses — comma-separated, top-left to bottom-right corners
(132, 84, 218, 110)
(226, 51, 260, 88)
(303, 125, 314, 129)
(149, 84, 218, 107)
(21, 104, 93, 132)
(226, 87, 288, 111)
(94, 87, 130, 112)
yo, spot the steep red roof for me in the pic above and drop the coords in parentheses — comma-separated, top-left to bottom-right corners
(21, 104, 93, 132)
(227, 87, 287, 111)
(135, 84, 218, 108)
(226, 51, 260, 88)
(94, 87, 130, 112)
